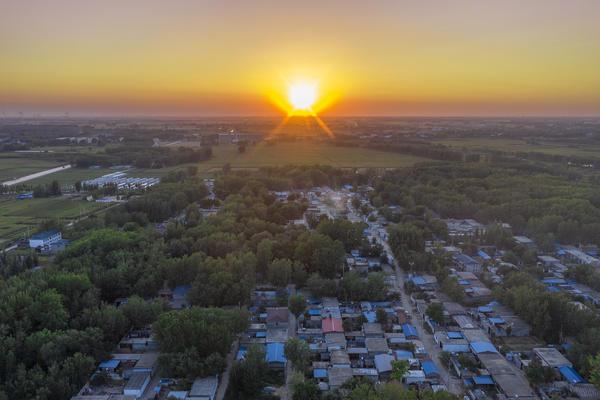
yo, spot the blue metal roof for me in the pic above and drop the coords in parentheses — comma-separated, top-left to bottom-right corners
(266, 343, 286, 364)
(99, 359, 120, 369)
(559, 366, 585, 384)
(442, 344, 470, 353)
(421, 360, 439, 377)
(477, 306, 493, 313)
(488, 317, 505, 325)
(542, 278, 565, 285)
(313, 368, 328, 378)
(395, 350, 414, 360)
(447, 331, 464, 339)
(308, 308, 321, 316)
(470, 342, 498, 354)
(173, 285, 191, 297)
(458, 279, 471, 285)
(236, 349, 247, 360)
(363, 311, 377, 323)
(473, 375, 494, 385)
(411, 276, 426, 285)
(477, 250, 491, 260)
(402, 324, 418, 338)
(255, 331, 266, 338)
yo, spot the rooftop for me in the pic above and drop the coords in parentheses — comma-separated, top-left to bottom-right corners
(189, 376, 219, 397)
(533, 347, 572, 368)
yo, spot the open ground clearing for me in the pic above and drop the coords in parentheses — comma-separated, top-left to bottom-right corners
(196, 142, 429, 173)
(434, 137, 600, 157)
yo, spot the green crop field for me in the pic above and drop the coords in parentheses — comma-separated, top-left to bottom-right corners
(433, 137, 600, 158)
(0, 196, 109, 244)
(196, 142, 428, 173)
(0, 155, 62, 183)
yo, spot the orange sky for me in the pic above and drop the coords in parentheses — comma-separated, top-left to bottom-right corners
(1, 0, 600, 117)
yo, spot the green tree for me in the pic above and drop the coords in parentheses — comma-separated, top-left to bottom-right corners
(268, 258, 293, 287)
(294, 232, 345, 278)
(291, 371, 321, 400)
(588, 353, 600, 389)
(230, 345, 269, 399)
(285, 337, 312, 373)
(426, 303, 444, 324)
(390, 360, 409, 381)
(121, 296, 164, 329)
(289, 294, 306, 317)
(317, 218, 366, 251)
(376, 308, 388, 326)
(256, 239, 274, 275)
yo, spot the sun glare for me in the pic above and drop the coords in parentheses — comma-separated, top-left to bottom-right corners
(288, 82, 317, 110)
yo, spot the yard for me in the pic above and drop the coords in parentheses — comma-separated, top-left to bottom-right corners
(0, 196, 109, 244)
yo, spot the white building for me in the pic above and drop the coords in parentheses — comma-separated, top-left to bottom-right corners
(29, 230, 62, 249)
(563, 249, 600, 267)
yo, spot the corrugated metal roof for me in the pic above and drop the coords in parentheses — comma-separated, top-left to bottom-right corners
(473, 375, 494, 385)
(447, 331, 464, 339)
(559, 366, 585, 384)
(421, 360, 439, 377)
(402, 324, 418, 338)
(313, 368, 328, 378)
(99, 359, 119, 369)
(395, 350, 414, 360)
(470, 341, 498, 354)
(322, 317, 343, 333)
(266, 343, 286, 364)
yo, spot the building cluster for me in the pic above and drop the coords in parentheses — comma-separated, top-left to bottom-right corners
(407, 217, 600, 399)
(71, 286, 221, 400)
(82, 171, 159, 190)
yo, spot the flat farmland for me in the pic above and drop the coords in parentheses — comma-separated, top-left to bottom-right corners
(433, 137, 600, 158)
(0, 154, 62, 182)
(0, 196, 109, 244)
(197, 142, 429, 172)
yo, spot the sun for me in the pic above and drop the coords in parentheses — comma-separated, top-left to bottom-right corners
(288, 82, 317, 110)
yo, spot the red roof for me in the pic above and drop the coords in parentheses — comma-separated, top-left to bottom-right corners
(322, 317, 343, 333)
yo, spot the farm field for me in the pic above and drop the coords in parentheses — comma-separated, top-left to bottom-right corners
(0, 196, 109, 244)
(196, 142, 429, 173)
(20, 165, 186, 186)
(0, 155, 62, 182)
(433, 137, 600, 157)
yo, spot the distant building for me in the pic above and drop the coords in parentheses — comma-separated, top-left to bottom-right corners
(29, 230, 62, 249)
(453, 253, 482, 273)
(513, 235, 536, 248)
(82, 171, 159, 190)
(16, 192, 33, 200)
(445, 219, 487, 238)
(563, 248, 600, 267)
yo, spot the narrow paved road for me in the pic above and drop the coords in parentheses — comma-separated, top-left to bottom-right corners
(216, 339, 239, 400)
(280, 285, 297, 400)
(377, 233, 463, 395)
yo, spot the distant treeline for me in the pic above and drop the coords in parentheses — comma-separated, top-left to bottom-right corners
(334, 139, 465, 162)
(73, 146, 212, 168)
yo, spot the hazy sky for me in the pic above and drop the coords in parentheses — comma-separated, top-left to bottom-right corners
(1, 0, 600, 117)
